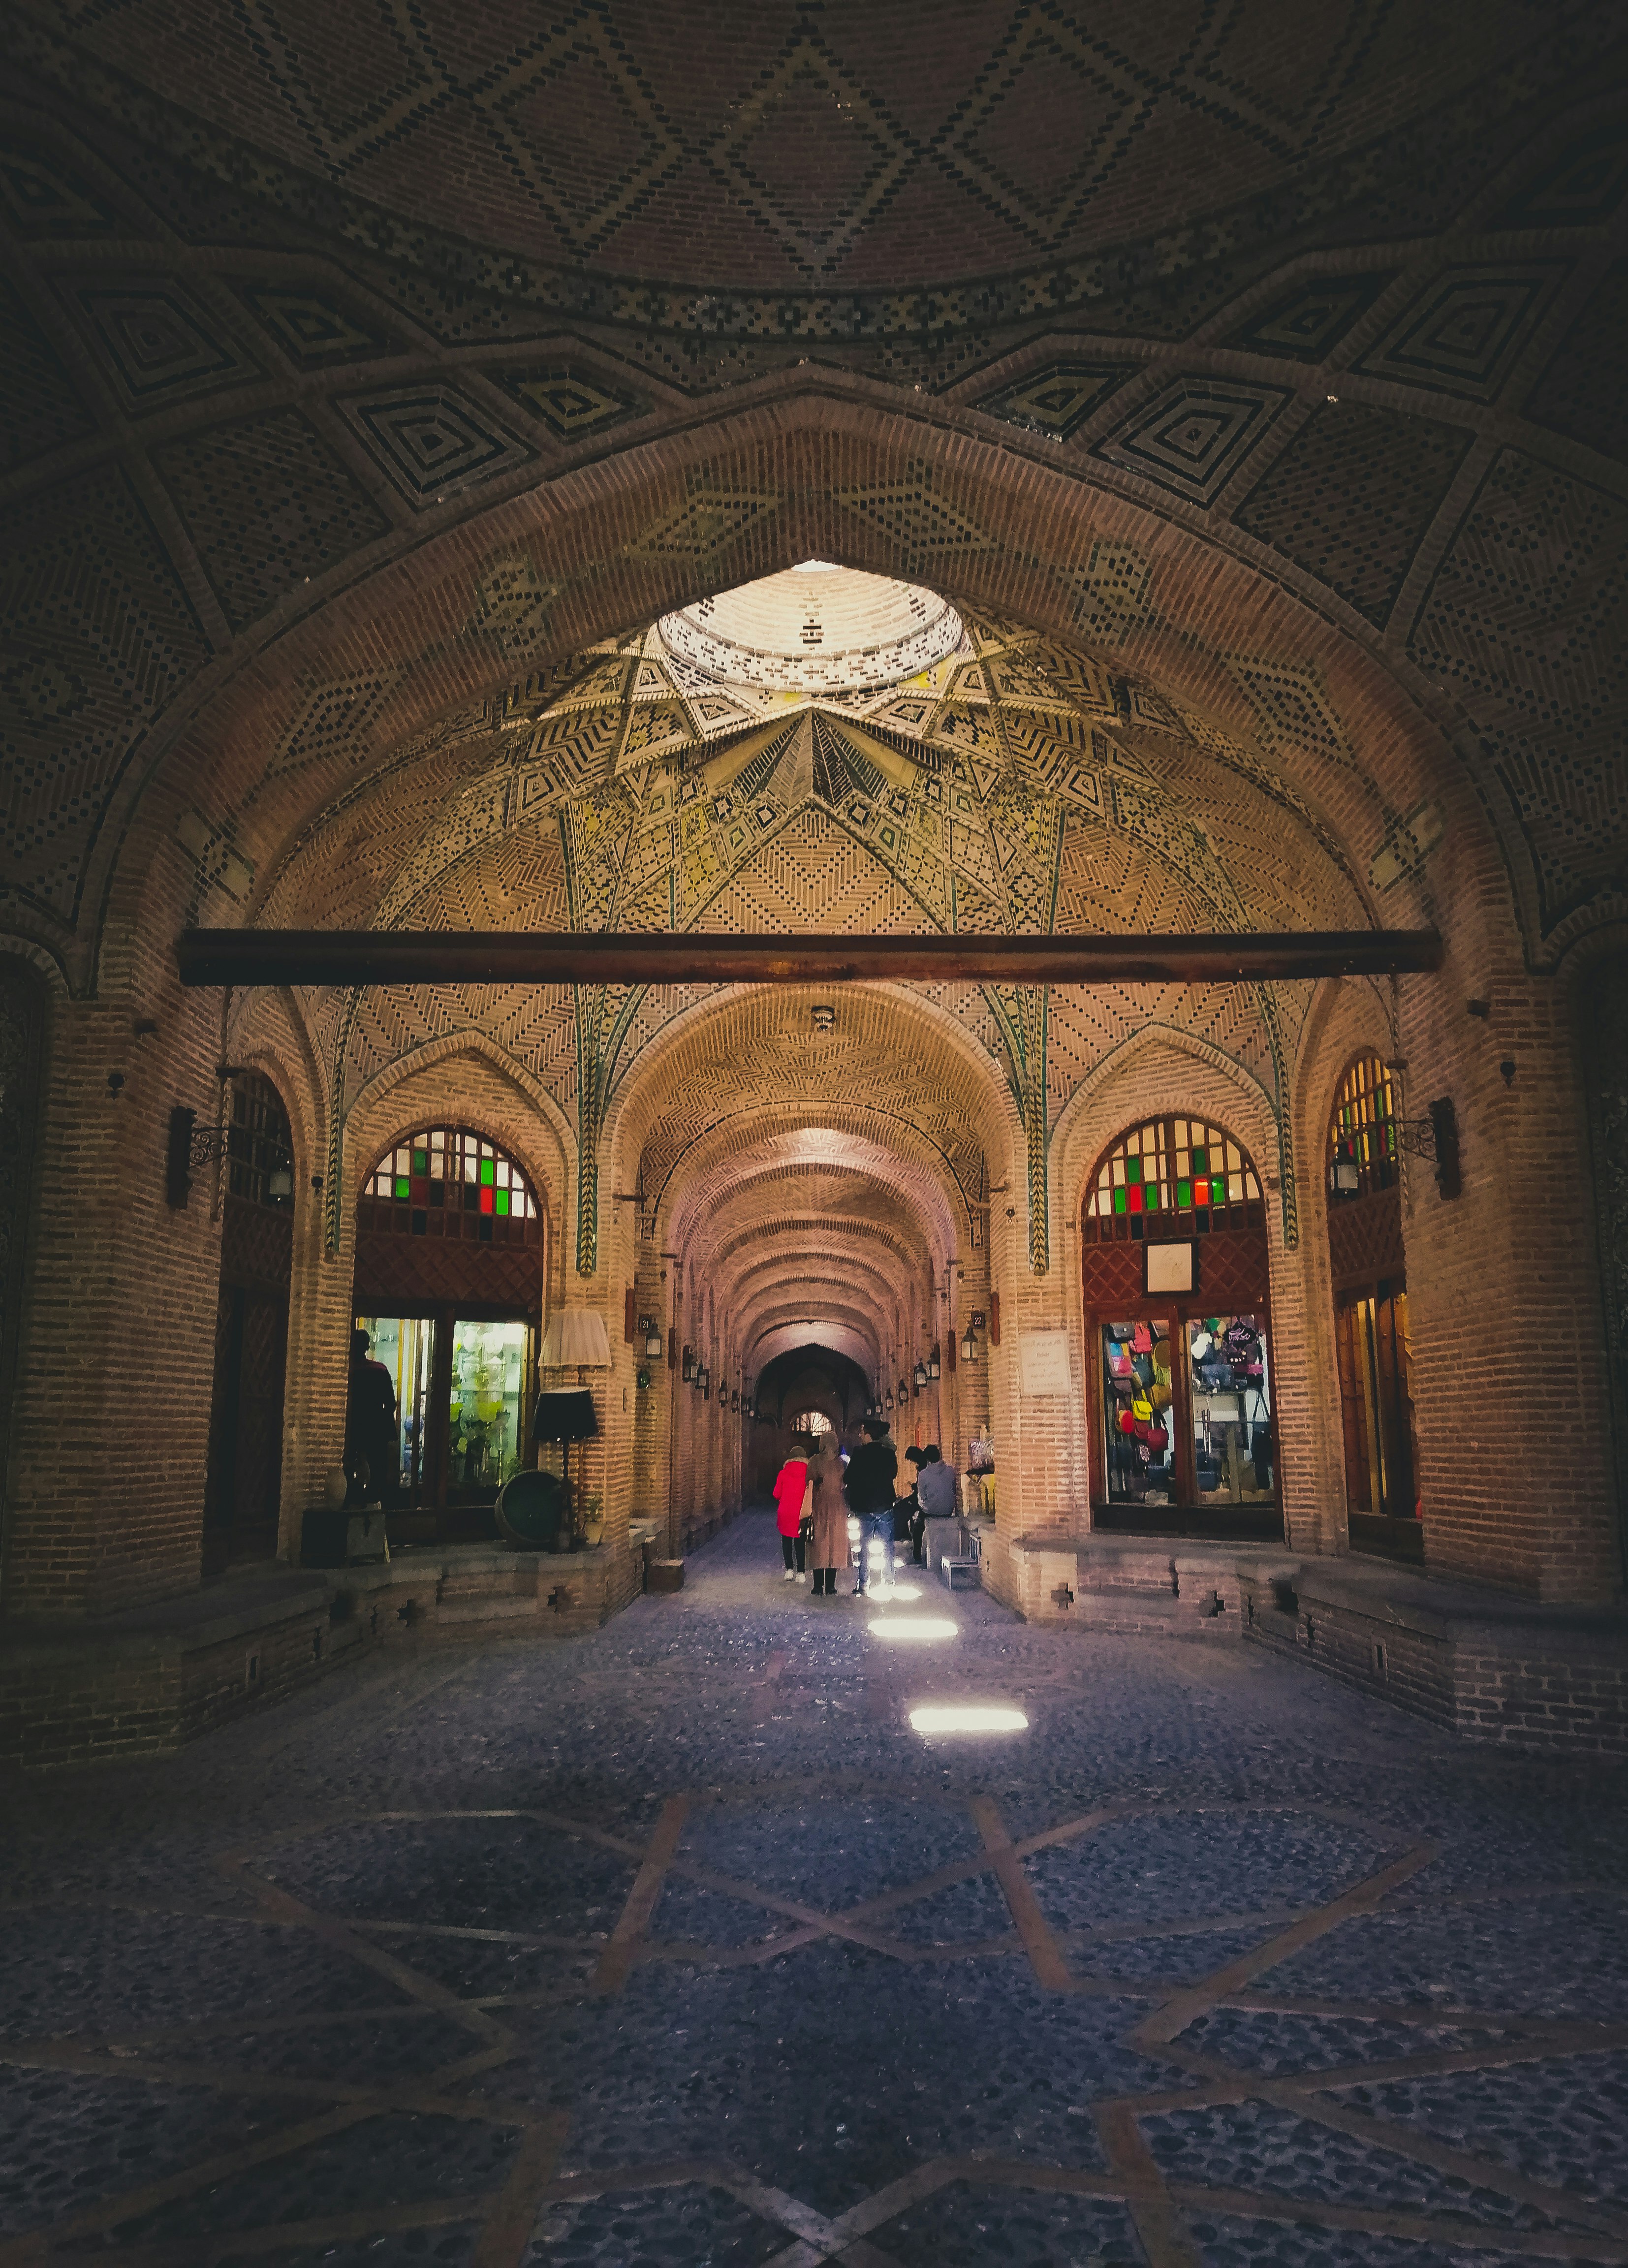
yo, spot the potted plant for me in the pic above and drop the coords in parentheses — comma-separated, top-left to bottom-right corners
(579, 1493, 605, 1549)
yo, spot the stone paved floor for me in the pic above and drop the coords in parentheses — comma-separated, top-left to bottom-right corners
(3, 1510, 1628, 2268)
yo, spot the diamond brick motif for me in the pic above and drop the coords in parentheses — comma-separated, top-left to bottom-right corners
(1357, 266, 1566, 402)
(0, 142, 117, 236)
(1499, 119, 1628, 227)
(336, 384, 532, 507)
(492, 364, 641, 443)
(65, 282, 260, 412)
(239, 286, 394, 367)
(978, 362, 1130, 441)
(1224, 272, 1396, 363)
(1094, 379, 1290, 506)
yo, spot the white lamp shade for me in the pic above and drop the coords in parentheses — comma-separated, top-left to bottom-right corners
(538, 1308, 614, 1368)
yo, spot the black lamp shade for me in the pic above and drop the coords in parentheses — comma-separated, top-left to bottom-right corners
(532, 1387, 598, 1444)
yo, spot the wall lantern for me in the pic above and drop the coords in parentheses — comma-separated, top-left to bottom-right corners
(928, 1345, 941, 1380)
(960, 1324, 978, 1364)
(731, 1391, 740, 1412)
(642, 1316, 664, 1360)
(899, 1376, 909, 1405)
(682, 1345, 694, 1384)
(267, 1161, 293, 1203)
(1329, 1141, 1361, 1197)
(699, 1366, 711, 1398)
(913, 1361, 928, 1392)
(884, 1389, 894, 1409)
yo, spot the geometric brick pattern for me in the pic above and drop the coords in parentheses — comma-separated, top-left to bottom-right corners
(335, 384, 532, 506)
(1223, 272, 1396, 362)
(489, 364, 642, 443)
(0, 275, 95, 470)
(0, 464, 208, 917)
(63, 280, 261, 412)
(153, 410, 394, 630)
(1523, 260, 1628, 467)
(1408, 449, 1628, 934)
(1236, 403, 1475, 627)
(977, 362, 1130, 441)
(1094, 379, 1292, 506)
(238, 284, 397, 368)
(1356, 265, 1565, 402)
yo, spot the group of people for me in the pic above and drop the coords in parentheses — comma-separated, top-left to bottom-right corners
(770, 1417, 957, 1598)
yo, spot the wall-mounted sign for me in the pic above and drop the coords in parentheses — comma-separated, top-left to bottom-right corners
(1145, 1241, 1196, 1294)
(1018, 1330, 1071, 1395)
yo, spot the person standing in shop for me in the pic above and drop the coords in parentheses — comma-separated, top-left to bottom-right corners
(772, 1436, 812, 1582)
(843, 1417, 899, 1597)
(897, 1444, 926, 1569)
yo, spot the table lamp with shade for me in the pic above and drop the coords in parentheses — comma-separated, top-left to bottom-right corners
(533, 1308, 611, 1544)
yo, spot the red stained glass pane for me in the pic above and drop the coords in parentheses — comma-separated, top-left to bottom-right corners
(1127, 1185, 1144, 1213)
(1193, 1177, 1210, 1205)
(480, 1186, 494, 1214)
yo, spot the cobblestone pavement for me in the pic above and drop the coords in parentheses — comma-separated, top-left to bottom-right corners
(3, 1510, 1628, 2268)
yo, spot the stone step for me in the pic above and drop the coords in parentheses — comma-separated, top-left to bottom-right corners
(435, 1596, 540, 1628)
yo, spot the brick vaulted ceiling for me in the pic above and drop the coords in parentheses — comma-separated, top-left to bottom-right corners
(2, 3, 1627, 1284)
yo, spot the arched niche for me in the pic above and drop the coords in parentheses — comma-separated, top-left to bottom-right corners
(350, 1123, 547, 1541)
(1079, 1111, 1279, 1541)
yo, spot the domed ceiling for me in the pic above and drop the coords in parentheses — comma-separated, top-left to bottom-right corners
(13, 0, 1603, 309)
(263, 571, 1372, 1270)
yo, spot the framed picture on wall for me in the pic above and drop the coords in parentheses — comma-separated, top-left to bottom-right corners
(1145, 1240, 1196, 1295)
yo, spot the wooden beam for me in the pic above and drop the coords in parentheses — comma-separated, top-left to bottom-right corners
(176, 929, 1443, 988)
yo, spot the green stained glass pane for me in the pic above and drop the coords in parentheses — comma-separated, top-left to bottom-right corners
(1113, 1186, 1127, 1214)
(480, 1158, 495, 1186)
(413, 1149, 428, 1173)
(1191, 1146, 1207, 1172)
(394, 1176, 409, 1200)
(1126, 1156, 1143, 1185)
(495, 1189, 510, 1216)
(1145, 1185, 1159, 1211)
(1177, 1178, 1192, 1209)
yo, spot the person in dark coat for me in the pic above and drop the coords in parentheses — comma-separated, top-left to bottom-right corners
(346, 1327, 399, 1505)
(807, 1434, 846, 1597)
(898, 1445, 926, 1567)
(844, 1418, 898, 1596)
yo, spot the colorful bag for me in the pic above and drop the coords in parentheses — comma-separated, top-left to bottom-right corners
(1107, 1343, 1133, 1379)
(1131, 1322, 1153, 1353)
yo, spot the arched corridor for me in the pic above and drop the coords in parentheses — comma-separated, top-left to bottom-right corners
(3, 5, 1628, 2254)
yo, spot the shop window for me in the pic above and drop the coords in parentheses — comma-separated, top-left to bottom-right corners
(1324, 1055, 1417, 1560)
(360, 1128, 543, 1244)
(1084, 1117, 1262, 1241)
(1188, 1314, 1273, 1504)
(1328, 1054, 1398, 1198)
(1335, 1287, 1418, 1524)
(1082, 1112, 1278, 1540)
(1100, 1320, 1174, 1506)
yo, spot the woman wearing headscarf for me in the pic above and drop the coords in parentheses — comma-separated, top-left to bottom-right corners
(805, 1430, 847, 1598)
(772, 1436, 812, 1581)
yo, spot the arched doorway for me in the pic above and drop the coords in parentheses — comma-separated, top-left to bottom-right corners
(351, 1125, 547, 1542)
(203, 1071, 294, 1576)
(1326, 1055, 1420, 1563)
(1080, 1114, 1280, 1540)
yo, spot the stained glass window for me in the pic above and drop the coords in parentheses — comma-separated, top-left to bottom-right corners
(1328, 1054, 1398, 1197)
(1084, 1117, 1262, 1241)
(360, 1128, 543, 1244)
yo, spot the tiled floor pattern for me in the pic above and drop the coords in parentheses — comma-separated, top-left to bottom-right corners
(2, 1513, 1627, 2267)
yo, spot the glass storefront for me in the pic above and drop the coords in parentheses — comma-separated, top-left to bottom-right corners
(1188, 1314, 1273, 1504)
(354, 1314, 434, 1507)
(1101, 1320, 1174, 1507)
(447, 1319, 530, 1498)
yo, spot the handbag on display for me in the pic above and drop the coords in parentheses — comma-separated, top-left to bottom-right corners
(1196, 1354, 1232, 1391)
(1225, 1318, 1259, 1361)
(1190, 1330, 1213, 1360)
(1148, 1417, 1169, 1451)
(1117, 1408, 1137, 1435)
(1131, 1322, 1154, 1353)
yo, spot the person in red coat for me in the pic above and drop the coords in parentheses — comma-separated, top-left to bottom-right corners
(772, 1438, 812, 1583)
